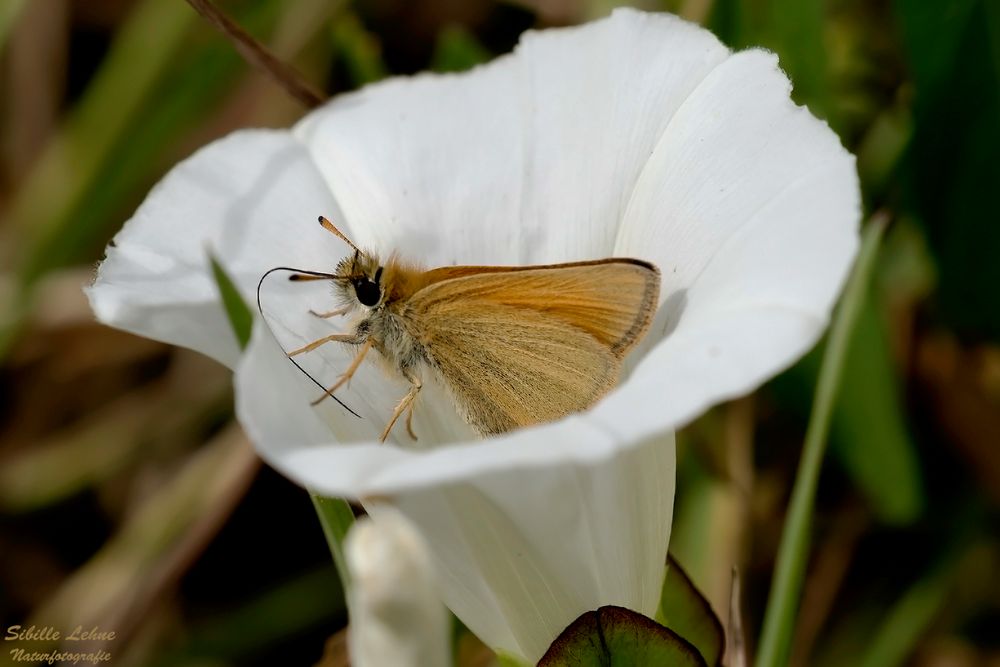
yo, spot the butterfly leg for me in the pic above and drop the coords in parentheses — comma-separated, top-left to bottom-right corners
(309, 306, 351, 319)
(380, 374, 421, 443)
(311, 338, 373, 406)
(288, 332, 361, 357)
(405, 403, 418, 441)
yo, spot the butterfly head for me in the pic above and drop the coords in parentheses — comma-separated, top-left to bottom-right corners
(335, 250, 385, 309)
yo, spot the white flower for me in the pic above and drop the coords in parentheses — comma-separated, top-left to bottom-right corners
(87, 8, 859, 664)
(345, 508, 450, 667)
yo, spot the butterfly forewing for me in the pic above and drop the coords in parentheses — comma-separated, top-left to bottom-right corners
(403, 260, 660, 434)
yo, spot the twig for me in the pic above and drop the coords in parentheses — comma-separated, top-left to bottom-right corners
(184, 0, 327, 109)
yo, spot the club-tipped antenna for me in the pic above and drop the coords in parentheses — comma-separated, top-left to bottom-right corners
(318, 216, 362, 255)
(256, 265, 361, 419)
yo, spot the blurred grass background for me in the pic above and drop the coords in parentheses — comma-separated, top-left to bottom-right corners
(0, 1, 998, 666)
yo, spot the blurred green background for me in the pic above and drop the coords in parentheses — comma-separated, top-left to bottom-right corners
(0, 1, 997, 666)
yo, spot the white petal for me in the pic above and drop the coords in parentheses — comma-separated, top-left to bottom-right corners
(236, 321, 343, 451)
(381, 432, 674, 664)
(616, 48, 858, 314)
(606, 47, 860, 436)
(294, 59, 525, 268)
(597, 307, 824, 440)
(294, 9, 729, 267)
(346, 509, 450, 667)
(512, 9, 729, 261)
(87, 130, 346, 368)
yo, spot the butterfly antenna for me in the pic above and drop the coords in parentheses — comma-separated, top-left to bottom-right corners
(256, 266, 362, 419)
(318, 216, 362, 254)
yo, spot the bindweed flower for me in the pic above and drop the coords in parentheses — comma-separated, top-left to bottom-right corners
(88, 8, 859, 664)
(345, 508, 450, 667)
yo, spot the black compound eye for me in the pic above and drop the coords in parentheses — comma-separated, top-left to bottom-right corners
(354, 279, 381, 306)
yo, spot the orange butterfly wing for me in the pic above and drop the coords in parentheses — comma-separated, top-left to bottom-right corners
(402, 259, 660, 434)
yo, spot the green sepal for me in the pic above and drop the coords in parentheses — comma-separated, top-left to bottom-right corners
(539, 605, 707, 667)
(208, 252, 253, 349)
(310, 493, 356, 593)
(657, 555, 725, 666)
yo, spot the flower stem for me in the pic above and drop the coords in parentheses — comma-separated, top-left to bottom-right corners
(310, 493, 356, 592)
(755, 213, 889, 667)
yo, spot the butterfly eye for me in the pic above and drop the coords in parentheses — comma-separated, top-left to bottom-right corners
(354, 279, 381, 306)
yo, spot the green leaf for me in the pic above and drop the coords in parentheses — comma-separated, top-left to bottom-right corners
(310, 493, 356, 594)
(755, 216, 888, 667)
(431, 24, 491, 73)
(0, 2, 298, 365)
(539, 606, 707, 667)
(657, 555, 725, 666)
(208, 253, 254, 350)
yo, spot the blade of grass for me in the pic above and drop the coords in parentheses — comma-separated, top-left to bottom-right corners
(0, 0, 198, 360)
(9, 0, 197, 285)
(43, 0, 321, 281)
(18, 1, 290, 283)
(0, 1, 327, 360)
(755, 213, 889, 667)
